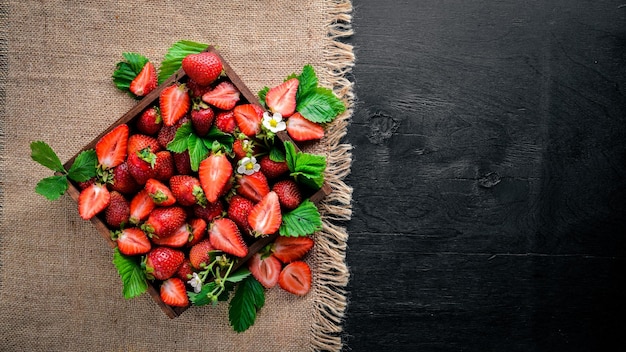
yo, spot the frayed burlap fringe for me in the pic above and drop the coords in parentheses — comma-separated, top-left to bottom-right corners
(310, 0, 354, 351)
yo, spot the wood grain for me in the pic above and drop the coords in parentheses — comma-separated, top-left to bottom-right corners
(343, 0, 626, 350)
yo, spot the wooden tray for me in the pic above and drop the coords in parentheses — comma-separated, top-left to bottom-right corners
(62, 46, 331, 318)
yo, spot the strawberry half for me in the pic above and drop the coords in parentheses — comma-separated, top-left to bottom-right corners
(160, 277, 189, 307)
(248, 252, 282, 289)
(111, 227, 151, 256)
(78, 183, 111, 220)
(272, 236, 314, 264)
(187, 218, 208, 247)
(129, 189, 156, 224)
(151, 223, 191, 248)
(145, 178, 176, 206)
(286, 112, 325, 142)
(95, 124, 129, 169)
(236, 171, 270, 203)
(160, 83, 191, 126)
(145, 246, 185, 281)
(202, 81, 240, 110)
(129, 61, 157, 97)
(199, 152, 233, 203)
(209, 218, 248, 258)
(265, 78, 298, 117)
(278, 261, 312, 296)
(247, 191, 282, 237)
(233, 104, 264, 137)
(182, 52, 223, 86)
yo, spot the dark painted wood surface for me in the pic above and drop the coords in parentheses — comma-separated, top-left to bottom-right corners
(342, 1, 626, 350)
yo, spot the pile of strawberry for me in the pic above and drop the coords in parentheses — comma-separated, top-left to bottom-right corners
(31, 41, 344, 332)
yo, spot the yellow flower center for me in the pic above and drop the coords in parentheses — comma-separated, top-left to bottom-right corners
(245, 162, 254, 170)
(269, 119, 278, 127)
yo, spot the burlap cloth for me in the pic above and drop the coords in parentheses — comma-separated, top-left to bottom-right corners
(0, 1, 353, 351)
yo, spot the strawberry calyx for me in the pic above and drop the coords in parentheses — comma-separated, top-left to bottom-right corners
(137, 147, 157, 167)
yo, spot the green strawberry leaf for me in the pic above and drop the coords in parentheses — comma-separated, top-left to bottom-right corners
(159, 40, 209, 84)
(112, 248, 148, 299)
(30, 141, 66, 173)
(35, 175, 69, 201)
(226, 268, 251, 283)
(258, 86, 269, 108)
(284, 141, 326, 190)
(204, 125, 234, 153)
(112, 52, 149, 96)
(296, 86, 345, 124)
(166, 121, 194, 153)
(279, 199, 322, 237)
(67, 149, 97, 182)
(269, 145, 286, 163)
(295, 64, 318, 101)
(229, 276, 265, 333)
(188, 133, 210, 172)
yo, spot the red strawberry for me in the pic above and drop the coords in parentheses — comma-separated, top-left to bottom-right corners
(127, 134, 161, 155)
(209, 218, 248, 258)
(142, 206, 187, 239)
(236, 171, 269, 203)
(77, 177, 96, 190)
(111, 227, 151, 256)
(248, 252, 282, 289)
(199, 152, 233, 203)
(272, 236, 314, 264)
(151, 223, 191, 248)
(259, 156, 289, 179)
(278, 261, 312, 296)
(265, 78, 298, 117)
(272, 179, 303, 210)
(145, 178, 176, 206)
(154, 150, 175, 181)
(187, 218, 208, 247)
(95, 124, 129, 169)
(233, 104, 263, 137)
(182, 51, 223, 86)
(186, 79, 212, 98)
(173, 151, 193, 175)
(129, 189, 156, 224)
(129, 61, 157, 97)
(78, 183, 111, 220)
(145, 247, 185, 281)
(215, 110, 237, 134)
(192, 201, 224, 223)
(227, 195, 254, 234)
(160, 83, 190, 126)
(189, 239, 214, 269)
(160, 278, 189, 307)
(176, 258, 194, 281)
(127, 149, 157, 185)
(169, 175, 206, 207)
(202, 81, 240, 110)
(136, 106, 162, 135)
(105, 191, 130, 228)
(286, 112, 324, 142)
(191, 105, 215, 136)
(110, 162, 140, 194)
(247, 191, 282, 237)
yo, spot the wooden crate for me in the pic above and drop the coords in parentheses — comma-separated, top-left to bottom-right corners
(62, 46, 331, 318)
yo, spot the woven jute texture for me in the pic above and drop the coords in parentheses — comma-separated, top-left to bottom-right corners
(0, 1, 353, 351)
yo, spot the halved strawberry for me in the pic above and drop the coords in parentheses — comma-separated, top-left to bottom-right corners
(265, 78, 298, 117)
(202, 81, 240, 110)
(95, 124, 129, 169)
(236, 171, 269, 203)
(233, 104, 263, 137)
(187, 218, 208, 247)
(272, 236, 314, 264)
(111, 227, 151, 256)
(248, 252, 282, 289)
(182, 51, 223, 86)
(129, 189, 156, 224)
(278, 261, 312, 296)
(142, 206, 187, 239)
(160, 277, 189, 307)
(136, 106, 162, 135)
(160, 83, 191, 126)
(129, 61, 157, 97)
(247, 191, 282, 237)
(151, 223, 191, 248)
(78, 183, 111, 220)
(209, 218, 248, 258)
(145, 178, 176, 206)
(286, 112, 325, 142)
(199, 152, 233, 203)
(146, 247, 185, 281)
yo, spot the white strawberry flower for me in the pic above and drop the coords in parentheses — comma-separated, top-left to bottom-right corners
(262, 111, 286, 133)
(237, 156, 261, 175)
(187, 272, 202, 293)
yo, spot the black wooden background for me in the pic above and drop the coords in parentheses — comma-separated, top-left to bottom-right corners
(341, 1, 626, 350)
